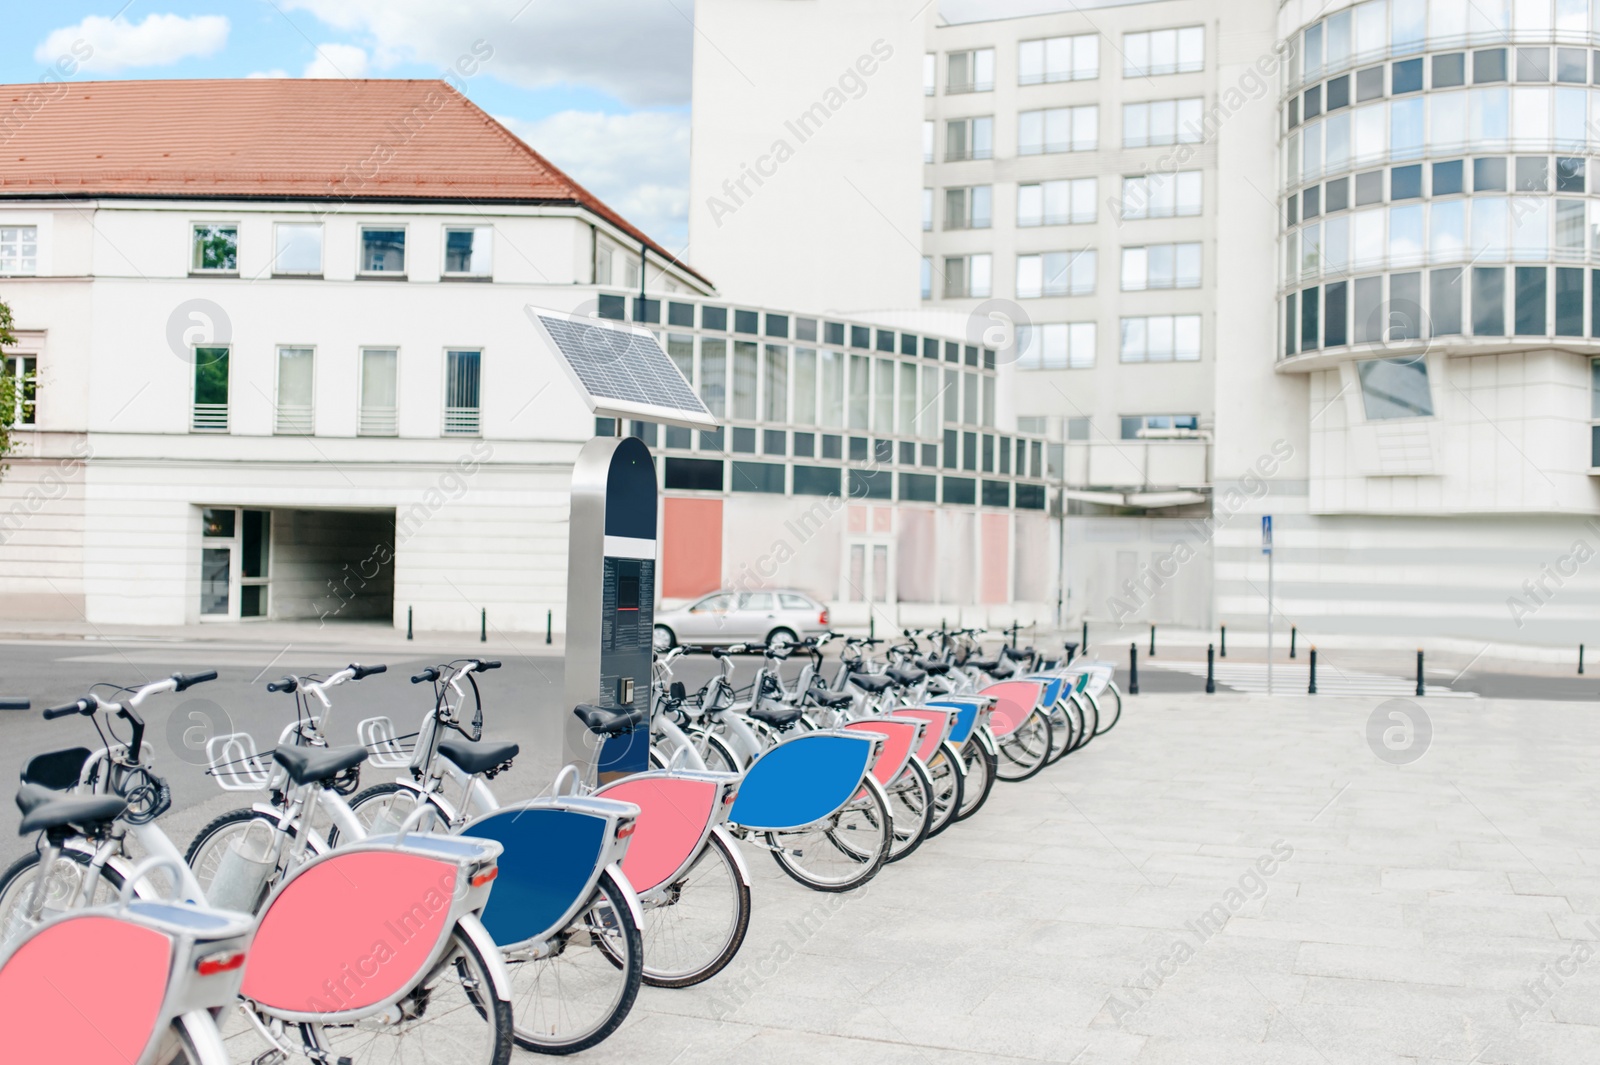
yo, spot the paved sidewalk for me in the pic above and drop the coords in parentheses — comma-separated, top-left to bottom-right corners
(577, 691, 1600, 1064)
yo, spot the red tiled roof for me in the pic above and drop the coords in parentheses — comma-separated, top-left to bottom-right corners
(0, 78, 707, 285)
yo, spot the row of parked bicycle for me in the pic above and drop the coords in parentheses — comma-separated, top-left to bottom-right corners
(0, 626, 1121, 1064)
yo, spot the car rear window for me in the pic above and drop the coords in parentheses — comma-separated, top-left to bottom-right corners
(779, 594, 812, 610)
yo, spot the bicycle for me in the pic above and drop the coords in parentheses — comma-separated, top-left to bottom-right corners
(350, 658, 752, 991)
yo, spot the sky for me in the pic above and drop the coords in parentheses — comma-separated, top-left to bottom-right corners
(2, 1, 698, 252)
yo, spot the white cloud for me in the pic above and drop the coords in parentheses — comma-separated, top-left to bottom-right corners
(303, 43, 369, 79)
(281, 0, 691, 105)
(497, 109, 691, 251)
(35, 13, 229, 73)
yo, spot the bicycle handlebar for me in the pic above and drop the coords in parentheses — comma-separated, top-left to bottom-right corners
(267, 676, 298, 693)
(351, 663, 387, 680)
(43, 697, 95, 719)
(0, 697, 30, 711)
(474, 660, 501, 672)
(173, 670, 218, 691)
(411, 667, 441, 684)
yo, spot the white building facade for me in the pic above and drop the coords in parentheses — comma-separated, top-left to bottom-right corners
(690, 0, 1600, 647)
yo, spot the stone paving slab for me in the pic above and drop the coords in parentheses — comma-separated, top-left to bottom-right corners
(563, 690, 1600, 1064)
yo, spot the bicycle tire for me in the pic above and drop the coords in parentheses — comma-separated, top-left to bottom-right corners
(765, 775, 892, 892)
(882, 757, 934, 863)
(952, 733, 998, 823)
(507, 868, 642, 1054)
(1095, 683, 1123, 734)
(302, 921, 514, 1065)
(1044, 701, 1073, 765)
(1060, 694, 1087, 756)
(335, 780, 442, 846)
(183, 808, 287, 912)
(1077, 690, 1101, 747)
(641, 828, 752, 988)
(156, 1010, 228, 1065)
(994, 707, 1053, 782)
(0, 846, 126, 946)
(923, 740, 966, 838)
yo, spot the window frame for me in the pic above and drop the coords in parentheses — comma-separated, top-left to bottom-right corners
(0, 224, 39, 276)
(358, 223, 409, 279)
(442, 224, 493, 279)
(272, 221, 324, 277)
(190, 222, 240, 275)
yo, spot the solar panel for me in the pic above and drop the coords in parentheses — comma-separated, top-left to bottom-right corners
(528, 307, 717, 429)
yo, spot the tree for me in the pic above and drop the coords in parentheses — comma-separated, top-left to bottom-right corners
(0, 296, 17, 474)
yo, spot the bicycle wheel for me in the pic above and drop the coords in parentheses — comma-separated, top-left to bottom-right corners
(1076, 691, 1101, 748)
(923, 740, 966, 838)
(1059, 695, 1086, 756)
(184, 808, 285, 913)
(994, 708, 1052, 783)
(1044, 701, 1073, 765)
(0, 847, 125, 948)
(1094, 683, 1122, 734)
(152, 1011, 228, 1065)
(504, 868, 642, 1054)
(302, 921, 513, 1065)
(337, 781, 441, 846)
(882, 758, 934, 863)
(952, 733, 997, 823)
(641, 828, 751, 988)
(685, 727, 742, 774)
(765, 775, 892, 892)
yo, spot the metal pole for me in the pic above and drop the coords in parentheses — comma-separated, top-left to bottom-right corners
(1308, 646, 1317, 694)
(1205, 643, 1215, 694)
(546, 608, 553, 645)
(1128, 642, 1139, 695)
(406, 605, 413, 641)
(1149, 624, 1156, 657)
(1081, 620, 1088, 652)
(1416, 649, 1425, 697)
(1220, 624, 1226, 658)
(481, 607, 487, 644)
(1290, 625, 1297, 659)
(1581, 644, 1585, 675)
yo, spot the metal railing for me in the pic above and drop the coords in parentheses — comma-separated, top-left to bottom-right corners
(359, 406, 398, 436)
(274, 405, 313, 435)
(443, 406, 481, 436)
(191, 403, 229, 433)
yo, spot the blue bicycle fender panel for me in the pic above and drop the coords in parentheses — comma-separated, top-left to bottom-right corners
(729, 733, 873, 831)
(1027, 675, 1063, 706)
(598, 724, 650, 775)
(465, 807, 606, 947)
(929, 699, 982, 745)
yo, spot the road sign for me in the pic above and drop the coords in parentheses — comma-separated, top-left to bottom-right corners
(1261, 515, 1273, 554)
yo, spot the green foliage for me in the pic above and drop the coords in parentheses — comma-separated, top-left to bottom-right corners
(0, 297, 15, 471)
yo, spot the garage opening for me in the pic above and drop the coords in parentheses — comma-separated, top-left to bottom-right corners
(199, 506, 396, 623)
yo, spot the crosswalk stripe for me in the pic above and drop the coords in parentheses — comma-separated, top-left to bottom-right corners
(1146, 660, 1477, 698)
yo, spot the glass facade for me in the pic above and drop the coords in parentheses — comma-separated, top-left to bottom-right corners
(1281, 1, 1600, 356)
(595, 293, 1050, 509)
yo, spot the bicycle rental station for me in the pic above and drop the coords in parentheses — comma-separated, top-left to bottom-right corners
(0, 312, 1124, 1064)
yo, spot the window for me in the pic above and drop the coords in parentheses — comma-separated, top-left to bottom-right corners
(1430, 267, 1463, 335)
(0, 226, 37, 275)
(923, 52, 936, 95)
(1018, 106, 1097, 154)
(923, 120, 935, 163)
(443, 226, 492, 276)
(732, 341, 758, 419)
(921, 189, 933, 231)
(1473, 266, 1507, 334)
(444, 349, 481, 435)
(1018, 178, 1096, 226)
(945, 255, 992, 298)
(2, 354, 36, 425)
(1123, 27, 1204, 76)
(945, 186, 992, 229)
(1120, 315, 1201, 362)
(1120, 414, 1199, 439)
(873, 359, 895, 432)
(920, 257, 933, 299)
(1019, 33, 1097, 83)
(945, 116, 993, 161)
(1016, 251, 1095, 297)
(191, 224, 237, 273)
(192, 346, 230, 433)
(273, 223, 322, 276)
(360, 226, 406, 275)
(1357, 356, 1433, 419)
(731, 462, 785, 494)
(1120, 171, 1202, 218)
(360, 348, 398, 436)
(701, 338, 727, 418)
(1016, 322, 1096, 369)
(764, 345, 788, 422)
(948, 48, 994, 93)
(274, 346, 315, 435)
(1122, 98, 1203, 147)
(1121, 243, 1202, 290)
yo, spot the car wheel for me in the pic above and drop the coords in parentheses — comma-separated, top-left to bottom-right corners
(765, 627, 797, 650)
(653, 625, 676, 651)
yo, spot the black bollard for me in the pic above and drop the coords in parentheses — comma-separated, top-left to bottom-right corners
(481, 607, 487, 644)
(1082, 620, 1088, 651)
(1205, 643, 1215, 694)
(1290, 625, 1297, 659)
(546, 608, 553, 645)
(870, 616, 875, 640)
(1308, 646, 1317, 694)
(407, 605, 413, 641)
(1150, 624, 1157, 657)
(1581, 644, 1585, 675)
(1416, 649, 1424, 697)
(1129, 642, 1140, 695)
(1220, 624, 1227, 658)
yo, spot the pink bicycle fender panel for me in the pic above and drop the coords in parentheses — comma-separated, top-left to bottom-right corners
(0, 914, 170, 1064)
(980, 681, 1046, 738)
(596, 776, 717, 893)
(894, 709, 954, 762)
(243, 850, 459, 1014)
(844, 718, 917, 786)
